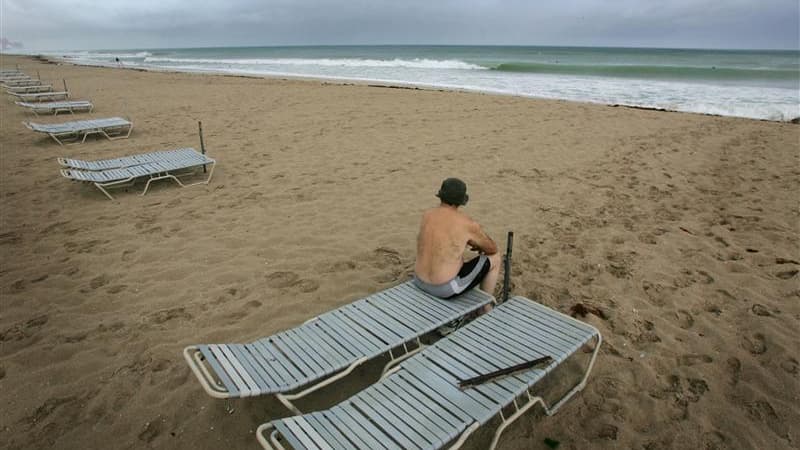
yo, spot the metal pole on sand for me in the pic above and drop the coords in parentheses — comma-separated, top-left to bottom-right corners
(198, 121, 207, 173)
(502, 231, 514, 303)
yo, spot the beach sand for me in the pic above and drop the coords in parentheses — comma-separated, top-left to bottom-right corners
(0, 54, 798, 449)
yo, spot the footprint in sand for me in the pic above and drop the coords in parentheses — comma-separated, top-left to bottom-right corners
(780, 358, 798, 375)
(265, 271, 299, 288)
(0, 315, 48, 342)
(678, 354, 713, 366)
(675, 310, 694, 329)
(750, 304, 773, 317)
(776, 269, 798, 280)
(741, 333, 767, 355)
(89, 274, 111, 290)
(726, 357, 741, 385)
(148, 307, 192, 324)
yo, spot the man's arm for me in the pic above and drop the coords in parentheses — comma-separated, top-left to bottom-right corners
(467, 221, 498, 255)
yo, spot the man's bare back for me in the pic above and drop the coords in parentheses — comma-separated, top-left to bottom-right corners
(412, 178, 501, 302)
(415, 205, 497, 284)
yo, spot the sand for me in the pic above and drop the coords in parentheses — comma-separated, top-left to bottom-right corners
(0, 54, 798, 449)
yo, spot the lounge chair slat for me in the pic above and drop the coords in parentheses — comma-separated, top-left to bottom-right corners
(301, 322, 360, 360)
(285, 327, 346, 371)
(337, 306, 402, 344)
(379, 289, 455, 322)
(382, 286, 458, 318)
(214, 344, 258, 397)
(400, 360, 495, 419)
(286, 417, 332, 450)
(197, 344, 240, 397)
(377, 380, 460, 439)
(274, 420, 316, 450)
(312, 317, 380, 357)
(386, 376, 471, 424)
(268, 335, 320, 378)
(419, 349, 514, 403)
(456, 325, 548, 364)
(360, 388, 444, 448)
(507, 299, 593, 339)
(228, 344, 273, 393)
(305, 413, 357, 450)
(321, 411, 373, 449)
(489, 311, 577, 359)
(349, 396, 424, 449)
(448, 329, 534, 369)
(207, 344, 251, 397)
(314, 314, 383, 355)
(327, 308, 393, 347)
(352, 302, 417, 338)
(370, 383, 451, 442)
(240, 343, 283, 389)
(289, 327, 350, 368)
(249, 340, 301, 386)
(368, 293, 440, 330)
(330, 405, 397, 450)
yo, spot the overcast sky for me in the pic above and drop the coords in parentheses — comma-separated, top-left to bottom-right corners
(2, 0, 798, 51)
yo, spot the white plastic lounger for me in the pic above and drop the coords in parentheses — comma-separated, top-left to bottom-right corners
(24, 117, 132, 145)
(60, 148, 214, 200)
(185, 282, 494, 414)
(256, 296, 602, 450)
(6, 84, 53, 94)
(59, 147, 201, 170)
(16, 100, 93, 115)
(12, 90, 69, 102)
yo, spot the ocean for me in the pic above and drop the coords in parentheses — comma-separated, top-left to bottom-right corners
(52, 45, 799, 121)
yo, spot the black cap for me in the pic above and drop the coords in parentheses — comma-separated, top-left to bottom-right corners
(436, 178, 469, 206)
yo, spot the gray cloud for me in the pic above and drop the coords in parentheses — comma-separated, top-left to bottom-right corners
(2, 0, 798, 51)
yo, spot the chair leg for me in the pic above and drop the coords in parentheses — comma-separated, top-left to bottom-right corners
(256, 423, 287, 450)
(275, 356, 369, 414)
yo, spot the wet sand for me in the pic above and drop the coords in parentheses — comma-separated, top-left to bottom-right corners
(0, 54, 798, 449)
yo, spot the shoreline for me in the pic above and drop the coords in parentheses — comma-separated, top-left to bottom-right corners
(37, 54, 800, 124)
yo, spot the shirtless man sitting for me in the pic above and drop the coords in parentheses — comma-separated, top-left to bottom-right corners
(413, 178, 500, 311)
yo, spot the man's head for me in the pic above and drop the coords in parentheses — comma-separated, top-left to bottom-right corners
(436, 178, 469, 207)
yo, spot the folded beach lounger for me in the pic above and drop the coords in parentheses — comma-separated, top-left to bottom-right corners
(24, 117, 132, 145)
(60, 148, 214, 200)
(0, 75, 31, 82)
(256, 296, 601, 450)
(185, 282, 494, 414)
(16, 100, 93, 115)
(6, 84, 53, 94)
(12, 90, 69, 102)
(1, 78, 42, 88)
(58, 147, 201, 170)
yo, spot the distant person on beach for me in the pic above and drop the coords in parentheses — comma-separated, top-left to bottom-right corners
(115, 57, 122, 67)
(413, 178, 500, 310)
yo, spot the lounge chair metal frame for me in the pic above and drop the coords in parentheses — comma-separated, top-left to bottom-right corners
(185, 284, 494, 415)
(256, 296, 601, 450)
(24, 118, 132, 145)
(16, 100, 93, 116)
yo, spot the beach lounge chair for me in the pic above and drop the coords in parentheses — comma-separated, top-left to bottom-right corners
(6, 84, 53, 94)
(16, 100, 93, 115)
(58, 147, 203, 170)
(60, 148, 214, 200)
(11, 90, 69, 102)
(1, 78, 42, 88)
(184, 282, 494, 414)
(256, 296, 602, 450)
(24, 117, 132, 145)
